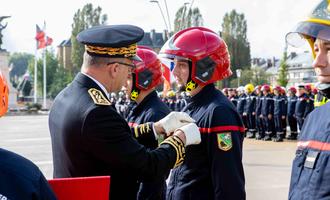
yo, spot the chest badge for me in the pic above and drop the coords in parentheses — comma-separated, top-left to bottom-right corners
(217, 132, 232, 151)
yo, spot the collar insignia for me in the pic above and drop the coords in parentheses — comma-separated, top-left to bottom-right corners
(88, 88, 111, 106)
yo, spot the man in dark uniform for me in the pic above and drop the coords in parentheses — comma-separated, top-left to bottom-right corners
(228, 88, 239, 107)
(244, 83, 257, 138)
(255, 85, 265, 140)
(273, 86, 286, 142)
(286, 1, 330, 199)
(237, 86, 248, 134)
(159, 27, 245, 200)
(304, 84, 315, 116)
(49, 25, 202, 200)
(260, 85, 274, 141)
(295, 85, 309, 131)
(125, 46, 171, 200)
(286, 87, 298, 140)
(0, 71, 56, 200)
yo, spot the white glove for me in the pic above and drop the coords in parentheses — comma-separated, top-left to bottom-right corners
(176, 123, 201, 146)
(158, 112, 195, 135)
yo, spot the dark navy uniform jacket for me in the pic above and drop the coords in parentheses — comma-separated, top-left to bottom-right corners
(295, 94, 308, 118)
(304, 94, 314, 117)
(244, 93, 256, 114)
(255, 94, 263, 116)
(289, 102, 330, 199)
(127, 91, 171, 149)
(0, 148, 56, 200)
(49, 73, 181, 200)
(167, 84, 246, 200)
(237, 94, 247, 114)
(274, 95, 286, 116)
(287, 96, 297, 117)
(126, 91, 171, 200)
(261, 94, 274, 116)
(230, 95, 238, 107)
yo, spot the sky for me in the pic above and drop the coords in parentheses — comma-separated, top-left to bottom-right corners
(0, 0, 317, 58)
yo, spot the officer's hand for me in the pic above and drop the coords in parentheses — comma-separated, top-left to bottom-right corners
(243, 112, 247, 116)
(156, 112, 195, 135)
(174, 123, 201, 146)
(252, 112, 256, 115)
(260, 114, 263, 118)
(281, 115, 286, 119)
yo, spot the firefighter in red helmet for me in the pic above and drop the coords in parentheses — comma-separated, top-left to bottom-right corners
(159, 27, 245, 200)
(286, 86, 298, 140)
(125, 46, 172, 200)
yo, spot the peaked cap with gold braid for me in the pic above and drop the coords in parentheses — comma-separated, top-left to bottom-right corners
(77, 25, 144, 61)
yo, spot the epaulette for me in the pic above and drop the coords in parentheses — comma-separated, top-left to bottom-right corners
(88, 88, 111, 106)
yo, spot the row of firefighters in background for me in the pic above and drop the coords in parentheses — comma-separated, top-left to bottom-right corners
(222, 83, 328, 142)
(107, 83, 328, 143)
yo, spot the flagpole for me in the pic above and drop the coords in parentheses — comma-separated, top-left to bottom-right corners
(43, 21, 47, 109)
(34, 47, 38, 103)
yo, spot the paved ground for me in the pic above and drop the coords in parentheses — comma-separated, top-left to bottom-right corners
(0, 115, 297, 200)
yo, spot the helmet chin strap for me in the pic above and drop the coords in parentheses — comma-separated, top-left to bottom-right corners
(184, 61, 198, 93)
(317, 82, 330, 99)
(130, 73, 140, 101)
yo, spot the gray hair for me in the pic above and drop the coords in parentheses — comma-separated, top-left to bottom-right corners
(83, 52, 111, 68)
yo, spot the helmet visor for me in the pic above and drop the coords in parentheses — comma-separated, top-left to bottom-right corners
(286, 21, 330, 47)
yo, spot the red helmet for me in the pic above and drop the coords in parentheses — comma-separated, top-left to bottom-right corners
(273, 85, 282, 91)
(0, 71, 9, 117)
(159, 27, 232, 89)
(312, 88, 318, 94)
(261, 84, 271, 92)
(130, 46, 163, 101)
(133, 46, 163, 90)
(288, 86, 297, 94)
(304, 84, 312, 92)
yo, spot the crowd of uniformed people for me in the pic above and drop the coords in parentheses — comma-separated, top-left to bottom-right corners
(221, 83, 328, 142)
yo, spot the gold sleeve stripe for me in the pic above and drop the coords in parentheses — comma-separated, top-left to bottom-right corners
(134, 126, 139, 138)
(85, 43, 137, 57)
(133, 123, 152, 138)
(160, 136, 185, 168)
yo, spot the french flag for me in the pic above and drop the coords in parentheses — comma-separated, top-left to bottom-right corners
(160, 58, 175, 84)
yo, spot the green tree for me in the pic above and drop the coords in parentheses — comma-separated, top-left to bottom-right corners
(221, 10, 251, 87)
(174, 6, 203, 32)
(277, 51, 289, 87)
(8, 52, 33, 87)
(229, 68, 270, 87)
(71, 3, 107, 74)
(28, 49, 60, 98)
(48, 66, 73, 98)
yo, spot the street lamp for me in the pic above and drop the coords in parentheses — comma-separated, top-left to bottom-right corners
(163, 0, 172, 34)
(236, 69, 242, 87)
(179, 2, 190, 30)
(150, 0, 170, 37)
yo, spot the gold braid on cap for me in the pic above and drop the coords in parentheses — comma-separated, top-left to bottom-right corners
(85, 43, 137, 57)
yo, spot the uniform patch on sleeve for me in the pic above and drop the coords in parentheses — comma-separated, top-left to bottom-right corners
(217, 132, 232, 151)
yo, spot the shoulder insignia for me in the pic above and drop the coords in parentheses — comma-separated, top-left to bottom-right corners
(217, 132, 232, 151)
(88, 88, 111, 106)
